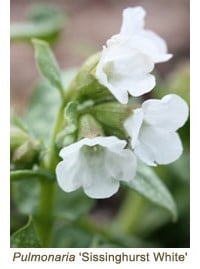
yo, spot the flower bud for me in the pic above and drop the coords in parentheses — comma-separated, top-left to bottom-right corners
(12, 140, 40, 168)
(78, 114, 104, 140)
(10, 126, 29, 154)
(91, 102, 132, 131)
(11, 125, 40, 168)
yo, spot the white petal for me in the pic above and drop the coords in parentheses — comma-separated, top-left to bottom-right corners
(106, 149, 137, 182)
(124, 108, 144, 148)
(105, 81, 129, 104)
(82, 150, 120, 198)
(135, 125, 183, 165)
(140, 30, 172, 63)
(142, 94, 189, 131)
(84, 175, 120, 199)
(96, 40, 155, 102)
(60, 136, 127, 157)
(134, 142, 156, 166)
(108, 45, 154, 76)
(127, 73, 156, 96)
(56, 159, 81, 192)
(59, 139, 86, 158)
(128, 33, 172, 64)
(120, 7, 146, 36)
(83, 136, 127, 152)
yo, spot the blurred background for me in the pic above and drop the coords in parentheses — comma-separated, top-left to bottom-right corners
(10, 0, 190, 248)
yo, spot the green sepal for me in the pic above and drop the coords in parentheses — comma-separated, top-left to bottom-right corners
(90, 102, 132, 134)
(67, 53, 113, 102)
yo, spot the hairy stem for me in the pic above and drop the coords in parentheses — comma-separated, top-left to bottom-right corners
(36, 102, 65, 247)
(35, 179, 55, 247)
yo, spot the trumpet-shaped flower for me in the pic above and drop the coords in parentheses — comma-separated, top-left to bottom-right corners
(56, 136, 137, 198)
(124, 94, 189, 166)
(95, 6, 172, 104)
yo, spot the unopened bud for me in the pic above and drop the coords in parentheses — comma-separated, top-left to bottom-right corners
(91, 102, 132, 131)
(12, 140, 40, 168)
(78, 114, 104, 140)
(10, 126, 29, 153)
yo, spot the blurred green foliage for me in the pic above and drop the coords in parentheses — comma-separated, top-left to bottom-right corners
(11, 4, 67, 43)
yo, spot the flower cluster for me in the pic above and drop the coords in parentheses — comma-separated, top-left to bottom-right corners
(56, 7, 189, 199)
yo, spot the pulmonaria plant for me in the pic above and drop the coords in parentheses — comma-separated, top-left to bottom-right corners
(11, 5, 189, 248)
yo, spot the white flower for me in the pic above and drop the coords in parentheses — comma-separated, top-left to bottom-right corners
(56, 136, 137, 198)
(124, 94, 189, 166)
(120, 7, 172, 63)
(95, 6, 172, 104)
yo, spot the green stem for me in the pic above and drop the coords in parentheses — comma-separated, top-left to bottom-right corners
(112, 190, 145, 235)
(36, 102, 65, 247)
(35, 179, 55, 247)
(47, 103, 65, 171)
(36, 83, 77, 247)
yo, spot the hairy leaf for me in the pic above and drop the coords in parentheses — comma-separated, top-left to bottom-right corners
(11, 217, 41, 247)
(126, 163, 177, 221)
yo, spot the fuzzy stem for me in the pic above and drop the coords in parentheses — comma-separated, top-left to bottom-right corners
(35, 95, 72, 246)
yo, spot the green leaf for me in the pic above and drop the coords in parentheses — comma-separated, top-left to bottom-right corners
(126, 163, 177, 221)
(11, 217, 41, 247)
(12, 176, 40, 215)
(23, 69, 77, 140)
(52, 221, 93, 248)
(52, 218, 152, 248)
(32, 39, 63, 95)
(10, 4, 66, 43)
